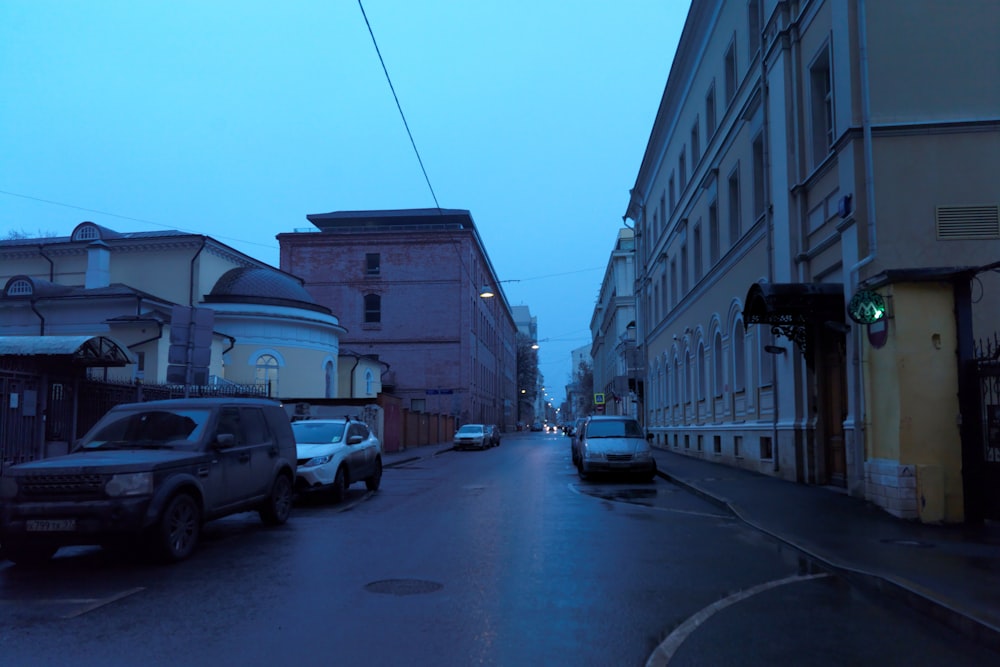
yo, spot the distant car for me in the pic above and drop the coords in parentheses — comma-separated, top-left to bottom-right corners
(292, 418, 383, 503)
(0, 398, 297, 565)
(454, 424, 490, 450)
(530, 422, 543, 432)
(576, 415, 656, 482)
(486, 424, 502, 447)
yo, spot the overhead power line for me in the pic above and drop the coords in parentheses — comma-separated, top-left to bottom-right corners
(357, 0, 440, 209)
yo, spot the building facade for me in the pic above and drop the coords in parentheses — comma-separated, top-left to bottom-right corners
(277, 208, 518, 431)
(590, 228, 638, 418)
(623, 0, 1000, 523)
(0, 222, 345, 399)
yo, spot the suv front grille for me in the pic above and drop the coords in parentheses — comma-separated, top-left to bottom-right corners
(20, 474, 106, 498)
(606, 454, 633, 462)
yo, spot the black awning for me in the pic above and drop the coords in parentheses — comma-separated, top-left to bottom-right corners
(743, 282, 845, 326)
(0, 335, 133, 367)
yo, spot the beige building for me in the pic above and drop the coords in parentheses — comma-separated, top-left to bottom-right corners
(0, 221, 346, 399)
(623, 0, 1000, 523)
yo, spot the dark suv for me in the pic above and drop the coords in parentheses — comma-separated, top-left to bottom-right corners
(0, 397, 297, 564)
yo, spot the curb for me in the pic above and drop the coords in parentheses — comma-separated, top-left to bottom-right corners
(654, 461, 1000, 652)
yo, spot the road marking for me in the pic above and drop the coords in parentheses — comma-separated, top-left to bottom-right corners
(61, 586, 146, 619)
(645, 573, 832, 666)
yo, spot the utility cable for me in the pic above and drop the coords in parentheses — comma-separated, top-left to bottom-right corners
(357, 0, 440, 210)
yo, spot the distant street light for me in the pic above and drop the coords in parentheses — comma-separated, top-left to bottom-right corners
(479, 285, 495, 298)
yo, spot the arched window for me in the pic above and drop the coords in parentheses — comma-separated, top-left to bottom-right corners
(698, 342, 707, 401)
(674, 354, 682, 410)
(364, 294, 381, 323)
(325, 361, 335, 398)
(684, 347, 692, 406)
(713, 332, 724, 397)
(733, 320, 746, 392)
(365, 369, 374, 395)
(255, 354, 280, 395)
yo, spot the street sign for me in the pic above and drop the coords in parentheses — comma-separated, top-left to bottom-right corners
(594, 393, 605, 405)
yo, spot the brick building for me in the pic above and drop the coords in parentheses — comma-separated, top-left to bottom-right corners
(277, 208, 517, 431)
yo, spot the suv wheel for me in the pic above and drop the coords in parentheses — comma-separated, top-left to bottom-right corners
(365, 457, 383, 491)
(151, 493, 201, 562)
(259, 473, 294, 525)
(329, 466, 347, 504)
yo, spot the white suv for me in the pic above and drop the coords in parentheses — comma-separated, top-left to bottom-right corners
(292, 418, 383, 503)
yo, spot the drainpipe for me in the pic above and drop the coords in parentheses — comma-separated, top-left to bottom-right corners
(30, 299, 45, 335)
(189, 237, 207, 307)
(126, 319, 164, 350)
(38, 244, 55, 281)
(349, 354, 361, 398)
(848, 0, 878, 496)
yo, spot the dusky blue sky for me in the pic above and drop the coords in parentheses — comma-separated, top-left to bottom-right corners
(0, 0, 687, 405)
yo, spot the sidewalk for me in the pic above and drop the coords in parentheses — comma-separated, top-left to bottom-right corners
(649, 446, 1000, 650)
(380, 440, 1000, 650)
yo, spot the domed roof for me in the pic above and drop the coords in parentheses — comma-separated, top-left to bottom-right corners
(206, 267, 329, 313)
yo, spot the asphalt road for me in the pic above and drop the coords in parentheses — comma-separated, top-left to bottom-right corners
(0, 431, 996, 666)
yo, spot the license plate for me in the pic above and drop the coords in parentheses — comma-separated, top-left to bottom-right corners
(27, 519, 76, 532)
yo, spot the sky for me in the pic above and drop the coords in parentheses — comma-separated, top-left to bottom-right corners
(0, 0, 689, 405)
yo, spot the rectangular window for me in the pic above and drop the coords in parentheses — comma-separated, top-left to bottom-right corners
(706, 84, 717, 138)
(709, 200, 720, 264)
(691, 120, 701, 166)
(680, 243, 689, 294)
(669, 174, 676, 212)
(679, 149, 687, 192)
(748, 0, 761, 57)
(411, 398, 425, 413)
(660, 273, 668, 316)
(725, 39, 738, 104)
(364, 293, 381, 323)
(693, 221, 703, 281)
(760, 436, 773, 460)
(366, 253, 381, 275)
(660, 193, 667, 231)
(713, 435, 722, 454)
(752, 133, 765, 219)
(728, 166, 741, 245)
(810, 45, 834, 166)
(670, 258, 678, 307)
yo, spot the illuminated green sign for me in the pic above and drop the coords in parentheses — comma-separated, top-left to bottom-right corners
(848, 289, 886, 324)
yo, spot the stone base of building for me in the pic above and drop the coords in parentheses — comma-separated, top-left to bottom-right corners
(865, 458, 919, 519)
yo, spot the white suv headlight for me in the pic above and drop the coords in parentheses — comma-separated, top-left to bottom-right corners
(105, 472, 153, 497)
(305, 454, 333, 467)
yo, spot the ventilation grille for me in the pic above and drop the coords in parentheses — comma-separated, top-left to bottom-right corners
(936, 205, 1000, 240)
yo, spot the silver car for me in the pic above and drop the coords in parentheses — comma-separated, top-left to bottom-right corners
(454, 424, 490, 450)
(576, 415, 656, 481)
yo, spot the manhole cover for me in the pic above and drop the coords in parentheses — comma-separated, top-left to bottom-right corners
(364, 579, 443, 596)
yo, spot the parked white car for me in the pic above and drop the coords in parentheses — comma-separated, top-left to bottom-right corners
(292, 418, 383, 503)
(453, 423, 491, 450)
(576, 415, 656, 482)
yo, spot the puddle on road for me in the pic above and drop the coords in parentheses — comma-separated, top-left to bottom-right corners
(591, 487, 659, 506)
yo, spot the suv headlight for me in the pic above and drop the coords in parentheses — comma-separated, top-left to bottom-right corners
(634, 449, 652, 461)
(305, 454, 333, 467)
(583, 447, 604, 461)
(105, 472, 153, 497)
